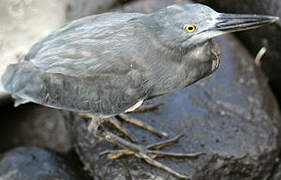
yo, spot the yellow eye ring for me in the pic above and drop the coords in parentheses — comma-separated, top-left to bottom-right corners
(184, 25, 196, 32)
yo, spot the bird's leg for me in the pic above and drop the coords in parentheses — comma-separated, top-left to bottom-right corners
(87, 115, 104, 138)
(116, 103, 168, 138)
(79, 113, 138, 142)
(117, 113, 168, 137)
(79, 105, 168, 142)
(105, 117, 138, 143)
(88, 120, 199, 180)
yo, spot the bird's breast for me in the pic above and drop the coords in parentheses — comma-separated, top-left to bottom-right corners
(181, 40, 221, 85)
(147, 40, 221, 98)
(210, 41, 221, 73)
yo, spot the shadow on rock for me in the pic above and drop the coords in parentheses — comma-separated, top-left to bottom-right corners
(0, 101, 72, 153)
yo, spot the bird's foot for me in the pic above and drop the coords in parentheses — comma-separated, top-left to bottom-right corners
(106, 117, 138, 142)
(96, 129, 202, 179)
(100, 133, 201, 159)
(79, 113, 138, 142)
(117, 103, 168, 139)
(87, 116, 203, 179)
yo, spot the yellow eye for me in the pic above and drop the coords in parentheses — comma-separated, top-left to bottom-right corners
(184, 25, 196, 32)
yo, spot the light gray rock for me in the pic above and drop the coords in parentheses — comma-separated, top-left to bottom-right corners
(0, 0, 67, 99)
(66, 0, 117, 21)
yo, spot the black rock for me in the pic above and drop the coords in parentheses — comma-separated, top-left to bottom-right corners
(0, 147, 90, 180)
(0, 102, 72, 153)
(272, 159, 281, 180)
(65, 0, 281, 179)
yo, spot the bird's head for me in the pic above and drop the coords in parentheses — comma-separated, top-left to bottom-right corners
(152, 3, 279, 49)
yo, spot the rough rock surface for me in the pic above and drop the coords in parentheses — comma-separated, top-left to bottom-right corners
(0, 147, 90, 180)
(193, 0, 281, 105)
(0, 0, 67, 98)
(0, 102, 72, 153)
(66, 0, 132, 21)
(272, 159, 281, 180)
(65, 0, 281, 179)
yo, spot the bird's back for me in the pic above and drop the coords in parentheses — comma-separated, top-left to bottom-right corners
(2, 12, 154, 116)
(25, 12, 144, 75)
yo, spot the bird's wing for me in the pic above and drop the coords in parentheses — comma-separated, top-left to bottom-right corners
(24, 12, 146, 77)
(2, 12, 153, 116)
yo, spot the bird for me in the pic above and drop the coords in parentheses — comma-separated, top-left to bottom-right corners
(1, 3, 278, 179)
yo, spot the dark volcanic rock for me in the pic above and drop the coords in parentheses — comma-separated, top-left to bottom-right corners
(0, 147, 90, 180)
(193, 0, 281, 106)
(65, 0, 281, 179)
(272, 159, 281, 180)
(0, 102, 71, 153)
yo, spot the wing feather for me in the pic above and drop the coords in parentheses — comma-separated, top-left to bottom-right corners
(2, 12, 153, 116)
(2, 61, 151, 116)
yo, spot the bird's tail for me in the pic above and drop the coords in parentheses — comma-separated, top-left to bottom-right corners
(1, 63, 22, 94)
(0, 81, 5, 93)
(1, 61, 40, 101)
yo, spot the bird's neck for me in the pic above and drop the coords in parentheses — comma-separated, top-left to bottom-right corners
(136, 14, 188, 58)
(147, 40, 220, 99)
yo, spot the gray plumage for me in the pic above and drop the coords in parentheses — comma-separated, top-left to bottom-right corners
(1, 3, 278, 117)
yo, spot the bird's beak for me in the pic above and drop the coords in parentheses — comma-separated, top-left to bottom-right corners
(216, 13, 279, 33)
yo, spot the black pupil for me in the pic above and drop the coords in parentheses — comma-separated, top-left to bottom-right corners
(188, 26, 194, 30)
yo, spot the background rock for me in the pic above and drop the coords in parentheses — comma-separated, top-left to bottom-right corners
(0, 102, 72, 153)
(0, 0, 134, 102)
(0, 0, 67, 99)
(0, 147, 90, 180)
(115, 0, 185, 12)
(66, 0, 132, 21)
(65, 0, 281, 179)
(272, 158, 281, 180)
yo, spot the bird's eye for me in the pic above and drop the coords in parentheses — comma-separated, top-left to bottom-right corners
(184, 25, 196, 32)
